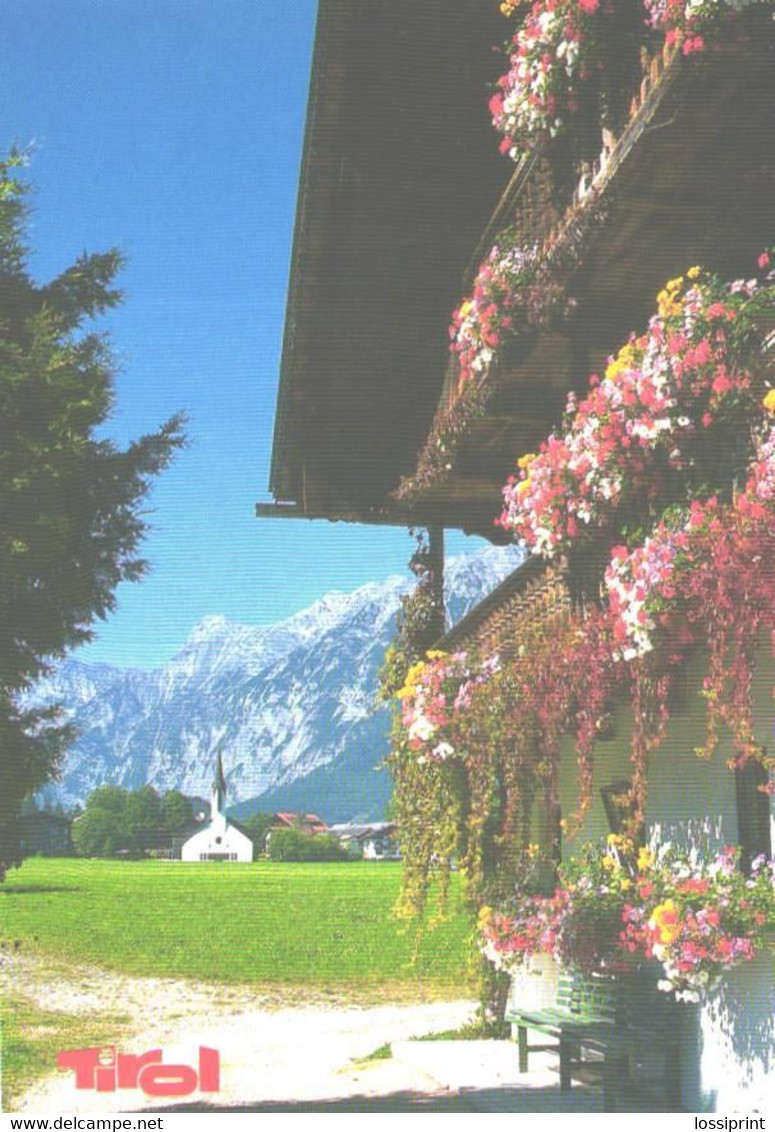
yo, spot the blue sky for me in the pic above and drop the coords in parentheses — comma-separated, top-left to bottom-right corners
(1, 1, 487, 669)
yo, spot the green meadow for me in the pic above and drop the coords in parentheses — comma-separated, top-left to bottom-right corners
(1, 858, 473, 990)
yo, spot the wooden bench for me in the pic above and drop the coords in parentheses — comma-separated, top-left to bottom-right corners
(505, 968, 682, 1111)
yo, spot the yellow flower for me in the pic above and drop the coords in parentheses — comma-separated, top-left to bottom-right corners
(687, 265, 702, 279)
(605, 341, 642, 382)
(458, 300, 473, 319)
(526, 843, 541, 859)
(637, 847, 655, 872)
(763, 389, 775, 414)
(650, 900, 681, 945)
(602, 856, 616, 871)
(517, 452, 536, 470)
(426, 650, 448, 660)
(619, 878, 632, 892)
(478, 905, 493, 927)
(516, 478, 531, 497)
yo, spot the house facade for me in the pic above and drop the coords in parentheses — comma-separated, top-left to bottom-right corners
(262, 0, 775, 1110)
(181, 753, 253, 863)
(329, 822, 401, 860)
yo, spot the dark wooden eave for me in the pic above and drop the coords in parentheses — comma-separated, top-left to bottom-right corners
(263, 0, 510, 535)
(413, 23, 775, 521)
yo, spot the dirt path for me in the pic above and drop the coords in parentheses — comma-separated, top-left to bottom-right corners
(3, 953, 477, 1113)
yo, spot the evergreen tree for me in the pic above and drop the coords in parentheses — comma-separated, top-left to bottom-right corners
(0, 153, 185, 877)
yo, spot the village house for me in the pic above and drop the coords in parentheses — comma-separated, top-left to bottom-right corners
(261, 0, 775, 1111)
(181, 753, 254, 863)
(329, 822, 401, 860)
(269, 812, 329, 836)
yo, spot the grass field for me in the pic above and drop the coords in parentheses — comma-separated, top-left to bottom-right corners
(1, 996, 131, 1109)
(1, 858, 473, 989)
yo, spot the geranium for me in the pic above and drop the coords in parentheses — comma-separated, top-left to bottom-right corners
(481, 841, 775, 1002)
(604, 527, 684, 659)
(396, 649, 498, 764)
(499, 262, 775, 559)
(643, 0, 765, 55)
(491, 0, 608, 158)
(640, 847, 775, 1001)
(450, 239, 571, 386)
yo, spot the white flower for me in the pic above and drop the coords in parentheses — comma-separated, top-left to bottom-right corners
(432, 741, 455, 761)
(408, 715, 435, 742)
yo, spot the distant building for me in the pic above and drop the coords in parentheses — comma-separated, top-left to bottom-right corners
(181, 753, 253, 862)
(329, 822, 400, 861)
(270, 812, 329, 836)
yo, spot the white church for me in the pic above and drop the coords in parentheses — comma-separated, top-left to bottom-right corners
(181, 751, 254, 863)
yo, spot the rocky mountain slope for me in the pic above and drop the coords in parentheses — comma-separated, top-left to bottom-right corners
(34, 544, 523, 821)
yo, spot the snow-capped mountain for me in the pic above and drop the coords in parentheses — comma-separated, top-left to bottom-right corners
(34, 544, 523, 822)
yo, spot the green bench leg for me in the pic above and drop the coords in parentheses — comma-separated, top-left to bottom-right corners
(603, 1054, 619, 1112)
(559, 1038, 573, 1090)
(518, 1025, 529, 1073)
(665, 1044, 681, 1109)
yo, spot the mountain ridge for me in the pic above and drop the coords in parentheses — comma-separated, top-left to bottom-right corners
(34, 544, 524, 821)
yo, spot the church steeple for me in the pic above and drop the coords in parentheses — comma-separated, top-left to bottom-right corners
(211, 749, 227, 820)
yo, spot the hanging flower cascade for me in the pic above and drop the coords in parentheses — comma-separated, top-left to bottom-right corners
(390, 611, 622, 919)
(395, 195, 605, 504)
(396, 650, 500, 764)
(450, 240, 571, 386)
(605, 436, 775, 663)
(482, 839, 775, 1001)
(390, 257, 775, 939)
(643, 0, 767, 55)
(499, 265, 775, 560)
(491, 0, 609, 161)
(447, 189, 608, 394)
(491, 0, 770, 160)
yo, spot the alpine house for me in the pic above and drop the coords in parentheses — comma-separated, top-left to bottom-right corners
(262, 0, 775, 1111)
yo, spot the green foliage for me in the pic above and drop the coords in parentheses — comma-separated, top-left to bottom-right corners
(2, 858, 474, 990)
(160, 790, 194, 834)
(0, 151, 185, 876)
(267, 828, 349, 863)
(377, 528, 443, 703)
(72, 784, 185, 858)
(241, 811, 275, 854)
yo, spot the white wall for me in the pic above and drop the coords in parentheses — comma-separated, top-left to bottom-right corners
(181, 818, 253, 863)
(554, 642, 774, 1111)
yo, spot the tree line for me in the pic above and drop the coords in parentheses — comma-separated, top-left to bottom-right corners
(73, 786, 195, 857)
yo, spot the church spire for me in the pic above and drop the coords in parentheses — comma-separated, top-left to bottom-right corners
(213, 749, 227, 797)
(211, 749, 227, 819)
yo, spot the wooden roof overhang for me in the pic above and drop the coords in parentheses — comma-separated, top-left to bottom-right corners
(409, 24, 775, 527)
(260, 0, 511, 537)
(262, 9, 775, 542)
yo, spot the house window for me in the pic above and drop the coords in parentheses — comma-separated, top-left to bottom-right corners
(601, 780, 633, 834)
(735, 758, 772, 872)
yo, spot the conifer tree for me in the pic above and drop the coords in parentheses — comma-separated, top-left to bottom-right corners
(0, 152, 185, 876)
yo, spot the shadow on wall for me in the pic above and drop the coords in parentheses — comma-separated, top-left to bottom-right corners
(706, 951, 774, 1107)
(681, 949, 775, 1113)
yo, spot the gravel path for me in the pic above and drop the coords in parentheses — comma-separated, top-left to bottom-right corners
(4, 953, 477, 1113)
